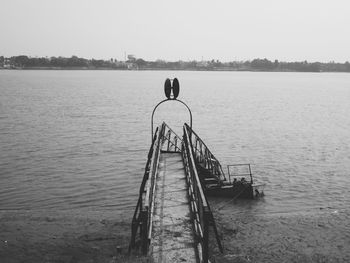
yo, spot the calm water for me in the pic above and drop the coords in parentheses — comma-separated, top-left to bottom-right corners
(1, 70, 350, 219)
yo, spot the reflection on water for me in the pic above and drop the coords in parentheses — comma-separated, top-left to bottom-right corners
(1, 70, 350, 219)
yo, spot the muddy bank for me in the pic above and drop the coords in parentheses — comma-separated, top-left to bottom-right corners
(0, 210, 146, 263)
(210, 205, 350, 263)
(1, 206, 350, 263)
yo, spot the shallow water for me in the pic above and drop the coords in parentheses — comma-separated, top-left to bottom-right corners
(1, 70, 350, 260)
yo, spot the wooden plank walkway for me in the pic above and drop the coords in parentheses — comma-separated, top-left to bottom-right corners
(150, 152, 197, 263)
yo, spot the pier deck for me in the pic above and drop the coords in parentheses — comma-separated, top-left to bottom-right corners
(151, 152, 196, 262)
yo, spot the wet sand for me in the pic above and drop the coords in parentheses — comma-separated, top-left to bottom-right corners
(1, 206, 350, 263)
(0, 210, 146, 263)
(210, 205, 350, 263)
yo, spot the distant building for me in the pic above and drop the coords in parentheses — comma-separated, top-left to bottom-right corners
(114, 61, 126, 67)
(3, 58, 11, 69)
(196, 61, 209, 68)
(127, 54, 136, 62)
(126, 62, 138, 70)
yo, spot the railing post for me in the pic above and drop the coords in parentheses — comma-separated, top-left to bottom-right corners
(141, 211, 148, 254)
(203, 210, 210, 263)
(129, 222, 137, 251)
(167, 130, 171, 151)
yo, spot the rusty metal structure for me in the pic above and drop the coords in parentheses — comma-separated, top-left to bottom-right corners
(129, 78, 263, 262)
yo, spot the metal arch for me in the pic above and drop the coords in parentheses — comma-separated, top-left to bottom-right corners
(151, 99, 193, 141)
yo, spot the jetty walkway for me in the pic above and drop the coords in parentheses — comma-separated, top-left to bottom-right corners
(129, 123, 222, 263)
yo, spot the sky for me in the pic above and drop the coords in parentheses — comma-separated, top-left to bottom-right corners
(1, 0, 350, 62)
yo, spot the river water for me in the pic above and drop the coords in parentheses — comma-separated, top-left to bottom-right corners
(1, 70, 350, 261)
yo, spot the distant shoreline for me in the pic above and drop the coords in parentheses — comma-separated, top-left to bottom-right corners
(2, 55, 350, 73)
(1, 67, 349, 73)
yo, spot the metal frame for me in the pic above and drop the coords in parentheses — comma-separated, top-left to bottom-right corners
(131, 80, 224, 260)
(129, 122, 183, 254)
(227, 164, 253, 184)
(185, 123, 226, 183)
(151, 99, 192, 141)
(129, 124, 164, 253)
(182, 124, 223, 263)
(130, 122, 223, 261)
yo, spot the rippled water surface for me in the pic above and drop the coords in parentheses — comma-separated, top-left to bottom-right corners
(1, 70, 350, 220)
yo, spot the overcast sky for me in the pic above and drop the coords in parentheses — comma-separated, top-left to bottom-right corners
(1, 0, 349, 62)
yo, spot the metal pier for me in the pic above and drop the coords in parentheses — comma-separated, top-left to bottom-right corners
(128, 77, 264, 262)
(129, 123, 222, 263)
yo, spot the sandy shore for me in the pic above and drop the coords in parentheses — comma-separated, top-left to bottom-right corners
(0, 210, 146, 263)
(210, 206, 350, 263)
(1, 207, 349, 263)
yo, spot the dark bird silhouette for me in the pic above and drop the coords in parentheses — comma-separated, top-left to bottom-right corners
(164, 78, 171, 99)
(172, 78, 180, 99)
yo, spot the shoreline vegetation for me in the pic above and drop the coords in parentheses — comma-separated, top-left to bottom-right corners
(1, 55, 350, 72)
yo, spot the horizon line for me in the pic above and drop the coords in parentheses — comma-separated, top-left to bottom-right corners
(1, 54, 349, 64)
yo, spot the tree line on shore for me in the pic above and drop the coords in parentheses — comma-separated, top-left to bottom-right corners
(1, 55, 350, 72)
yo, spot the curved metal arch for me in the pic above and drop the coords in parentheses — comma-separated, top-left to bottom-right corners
(151, 99, 192, 141)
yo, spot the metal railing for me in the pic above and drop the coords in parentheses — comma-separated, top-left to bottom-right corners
(162, 123, 182, 153)
(185, 123, 226, 184)
(129, 122, 181, 254)
(183, 124, 223, 263)
(227, 164, 253, 184)
(130, 122, 222, 260)
(145, 123, 165, 245)
(129, 123, 165, 253)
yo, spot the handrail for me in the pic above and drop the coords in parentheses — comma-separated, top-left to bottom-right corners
(129, 126, 159, 253)
(182, 124, 223, 263)
(129, 122, 182, 254)
(227, 164, 253, 184)
(146, 123, 165, 240)
(183, 126, 209, 208)
(184, 123, 226, 183)
(162, 123, 182, 152)
(182, 126, 207, 262)
(129, 123, 165, 254)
